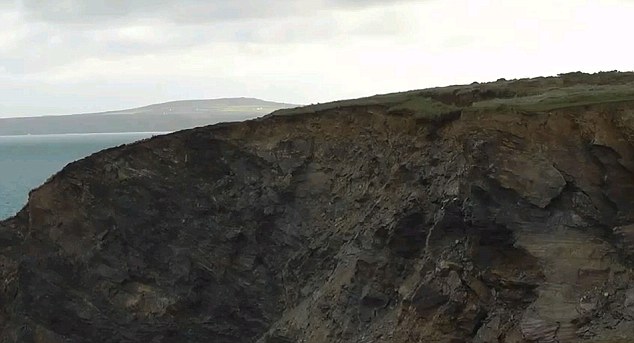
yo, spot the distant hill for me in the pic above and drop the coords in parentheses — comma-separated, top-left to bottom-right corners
(0, 98, 298, 135)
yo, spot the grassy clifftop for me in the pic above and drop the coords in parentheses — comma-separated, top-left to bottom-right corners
(272, 71, 634, 120)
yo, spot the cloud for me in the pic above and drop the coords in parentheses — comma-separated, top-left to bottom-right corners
(1, 0, 634, 117)
(17, 0, 416, 24)
(0, 0, 417, 76)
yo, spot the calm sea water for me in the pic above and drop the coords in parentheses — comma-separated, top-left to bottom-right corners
(0, 132, 167, 220)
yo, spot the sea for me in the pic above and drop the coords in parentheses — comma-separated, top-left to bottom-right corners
(0, 132, 168, 220)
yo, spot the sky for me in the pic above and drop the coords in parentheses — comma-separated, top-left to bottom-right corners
(0, 0, 633, 117)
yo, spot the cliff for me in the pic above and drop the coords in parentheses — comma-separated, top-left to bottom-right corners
(2, 72, 634, 342)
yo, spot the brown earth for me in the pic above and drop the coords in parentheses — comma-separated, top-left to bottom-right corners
(2, 72, 634, 342)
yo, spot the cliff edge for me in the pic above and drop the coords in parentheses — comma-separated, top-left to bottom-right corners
(2, 72, 634, 342)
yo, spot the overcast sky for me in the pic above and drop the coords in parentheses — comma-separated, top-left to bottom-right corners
(0, 0, 633, 117)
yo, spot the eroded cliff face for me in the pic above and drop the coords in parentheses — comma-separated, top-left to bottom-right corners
(2, 73, 634, 342)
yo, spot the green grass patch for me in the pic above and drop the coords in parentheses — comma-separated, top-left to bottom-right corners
(470, 83, 634, 112)
(271, 92, 459, 122)
(271, 74, 634, 119)
(387, 97, 460, 120)
(270, 91, 422, 117)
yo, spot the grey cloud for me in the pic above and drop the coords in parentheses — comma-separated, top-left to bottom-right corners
(17, 0, 414, 24)
(19, 0, 260, 23)
(0, 0, 419, 82)
(0, 27, 216, 75)
(1, 0, 413, 76)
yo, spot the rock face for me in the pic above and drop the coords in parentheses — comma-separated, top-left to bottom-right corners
(2, 72, 634, 342)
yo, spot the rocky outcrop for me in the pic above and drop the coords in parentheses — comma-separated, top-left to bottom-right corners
(2, 72, 634, 342)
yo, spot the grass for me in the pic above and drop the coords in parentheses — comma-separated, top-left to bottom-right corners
(270, 72, 634, 119)
(271, 91, 460, 122)
(270, 91, 421, 117)
(387, 96, 460, 120)
(470, 83, 634, 113)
